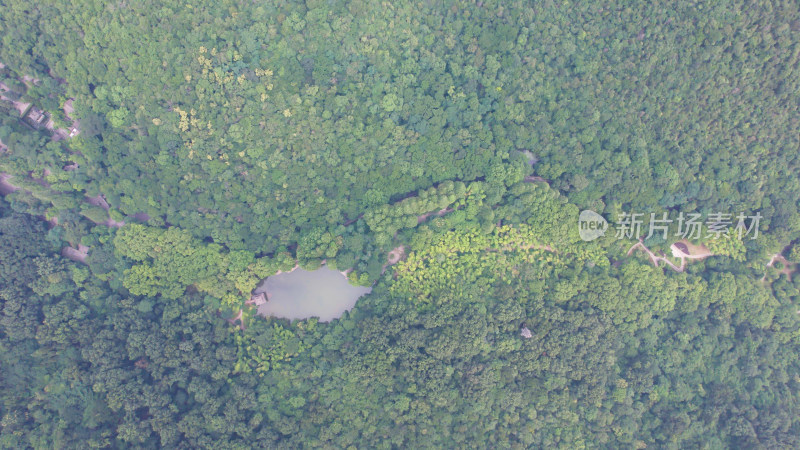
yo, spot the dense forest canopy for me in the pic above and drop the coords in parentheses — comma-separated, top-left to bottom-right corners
(1, 0, 799, 447)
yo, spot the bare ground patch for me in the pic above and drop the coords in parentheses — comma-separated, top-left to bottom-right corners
(61, 244, 89, 264)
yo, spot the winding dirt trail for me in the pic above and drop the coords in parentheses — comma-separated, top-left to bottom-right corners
(86, 194, 125, 227)
(227, 309, 245, 330)
(417, 207, 453, 225)
(381, 245, 406, 274)
(765, 253, 795, 282)
(628, 242, 684, 272)
(626, 239, 714, 272)
(0, 173, 19, 195)
(61, 244, 89, 264)
(523, 175, 549, 184)
(0, 81, 30, 116)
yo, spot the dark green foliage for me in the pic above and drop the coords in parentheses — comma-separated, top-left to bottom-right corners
(1, 0, 797, 258)
(1, 0, 800, 447)
(2, 195, 800, 447)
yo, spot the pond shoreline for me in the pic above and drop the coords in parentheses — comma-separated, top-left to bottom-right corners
(252, 266, 372, 323)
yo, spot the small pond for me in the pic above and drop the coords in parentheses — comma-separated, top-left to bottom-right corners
(253, 266, 371, 322)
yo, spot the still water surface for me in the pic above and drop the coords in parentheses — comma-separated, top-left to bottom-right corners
(254, 267, 371, 322)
